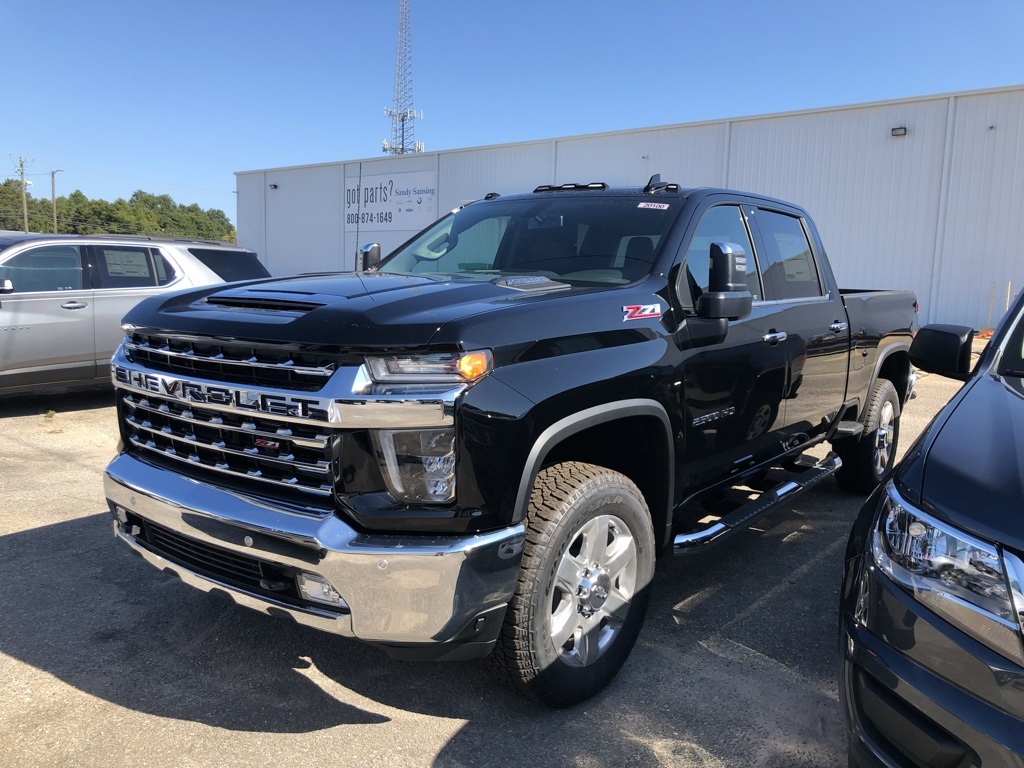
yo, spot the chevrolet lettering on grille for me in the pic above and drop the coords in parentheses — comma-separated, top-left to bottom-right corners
(113, 364, 323, 418)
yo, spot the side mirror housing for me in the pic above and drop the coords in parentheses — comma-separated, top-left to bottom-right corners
(0, 279, 12, 295)
(696, 242, 753, 321)
(910, 324, 975, 380)
(359, 243, 381, 272)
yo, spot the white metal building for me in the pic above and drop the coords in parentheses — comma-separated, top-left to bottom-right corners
(236, 84, 1024, 328)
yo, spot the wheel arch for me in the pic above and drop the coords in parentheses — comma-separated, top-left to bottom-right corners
(867, 343, 912, 417)
(513, 399, 675, 550)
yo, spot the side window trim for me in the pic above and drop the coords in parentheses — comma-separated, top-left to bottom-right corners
(740, 204, 766, 303)
(83, 245, 99, 289)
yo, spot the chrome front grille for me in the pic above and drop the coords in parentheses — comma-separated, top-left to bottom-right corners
(123, 332, 356, 391)
(120, 391, 336, 497)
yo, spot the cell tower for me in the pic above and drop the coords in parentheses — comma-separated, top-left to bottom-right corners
(383, 0, 423, 155)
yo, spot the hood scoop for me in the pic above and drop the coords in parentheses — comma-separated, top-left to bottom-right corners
(199, 291, 326, 314)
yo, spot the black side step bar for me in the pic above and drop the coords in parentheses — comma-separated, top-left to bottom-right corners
(673, 452, 842, 554)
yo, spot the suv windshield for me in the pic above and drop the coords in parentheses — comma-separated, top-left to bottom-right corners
(378, 196, 680, 284)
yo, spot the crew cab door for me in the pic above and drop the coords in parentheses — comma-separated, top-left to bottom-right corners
(746, 206, 850, 442)
(87, 244, 184, 368)
(0, 243, 95, 391)
(674, 200, 790, 487)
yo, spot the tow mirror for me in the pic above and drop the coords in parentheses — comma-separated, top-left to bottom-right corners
(0, 279, 13, 294)
(359, 243, 381, 272)
(696, 242, 753, 321)
(910, 324, 974, 380)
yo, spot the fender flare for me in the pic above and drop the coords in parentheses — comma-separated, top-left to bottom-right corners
(512, 398, 675, 545)
(863, 341, 912, 420)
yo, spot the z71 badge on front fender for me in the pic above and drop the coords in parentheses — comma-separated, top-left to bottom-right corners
(622, 304, 662, 321)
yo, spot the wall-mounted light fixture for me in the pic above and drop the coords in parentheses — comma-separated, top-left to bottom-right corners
(891, 127, 908, 137)
(269, 183, 279, 189)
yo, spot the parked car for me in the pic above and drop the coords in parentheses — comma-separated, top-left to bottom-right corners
(840, 298, 1024, 765)
(0, 233, 269, 396)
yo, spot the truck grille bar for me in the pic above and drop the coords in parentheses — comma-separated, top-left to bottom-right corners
(120, 392, 336, 497)
(123, 332, 352, 391)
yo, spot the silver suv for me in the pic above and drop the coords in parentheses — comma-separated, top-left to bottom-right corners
(0, 233, 270, 396)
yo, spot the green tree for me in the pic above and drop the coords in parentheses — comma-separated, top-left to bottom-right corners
(0, 181, 236, 242)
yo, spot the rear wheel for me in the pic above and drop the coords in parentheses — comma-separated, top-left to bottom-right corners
(486, 461, 655, 707)
(834, 378, 900, 493)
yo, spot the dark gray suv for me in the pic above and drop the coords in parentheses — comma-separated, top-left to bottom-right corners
(841, 300, 1024, 766)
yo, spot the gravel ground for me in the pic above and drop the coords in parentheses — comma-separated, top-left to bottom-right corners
(0, 370, 964, 768)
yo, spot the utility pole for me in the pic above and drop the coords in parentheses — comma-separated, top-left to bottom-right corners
(14, 154, 30, 232)
(50, 169, 63, 233)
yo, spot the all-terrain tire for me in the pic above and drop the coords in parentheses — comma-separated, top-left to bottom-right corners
(834, 378, 901, 494)
(484, 461, 656, 707)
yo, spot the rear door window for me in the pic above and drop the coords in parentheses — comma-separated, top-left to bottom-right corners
(94, 245, 159, 289)
(0, 245, 83, 292)
(187, 248, 270, 282)
(91, 245, 181, 289)
(753, 210, 823, 300)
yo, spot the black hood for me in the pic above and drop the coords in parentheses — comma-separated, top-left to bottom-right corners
(123, 272, 547, 350)
(918, 373, 1024, 552)
(122, 271, 661, 353)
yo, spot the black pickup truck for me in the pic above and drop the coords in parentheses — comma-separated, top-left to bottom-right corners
(104, 178, 917, 706)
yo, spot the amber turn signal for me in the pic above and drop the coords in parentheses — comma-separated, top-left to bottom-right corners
(459, 351, 492, 381)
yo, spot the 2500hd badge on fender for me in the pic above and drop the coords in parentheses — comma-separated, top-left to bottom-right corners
(104, 177, 917, 706)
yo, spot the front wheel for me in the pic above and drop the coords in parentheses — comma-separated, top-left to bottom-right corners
(485, 462, 656, 707)
(834, 378, 901, 493)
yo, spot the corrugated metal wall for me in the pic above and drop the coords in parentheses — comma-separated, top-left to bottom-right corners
(727, 98, 951, 318)
(237, 85, 1024, 327)
(933, 91, 1024, 328)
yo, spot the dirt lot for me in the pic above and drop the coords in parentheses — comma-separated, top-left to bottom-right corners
(0, 371, 963, 768)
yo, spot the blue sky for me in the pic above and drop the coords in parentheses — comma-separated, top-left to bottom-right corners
(5, 1, 1022, 223)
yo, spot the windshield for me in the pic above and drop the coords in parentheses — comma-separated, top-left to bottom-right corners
(378, 196, 681, 284)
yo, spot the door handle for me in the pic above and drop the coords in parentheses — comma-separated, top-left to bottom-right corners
(762, 330, 788, 344)
(829, 321, 849, 334)
(61, 301, 88, 310)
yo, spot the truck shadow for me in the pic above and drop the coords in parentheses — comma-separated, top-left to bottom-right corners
(0, 388, 116, 419)
(0, 512, 388, 732)
(0, 487, 851, 765)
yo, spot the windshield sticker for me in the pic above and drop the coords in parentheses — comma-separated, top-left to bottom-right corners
(637, 202, 670, 210)
(623, 304, 662, 321)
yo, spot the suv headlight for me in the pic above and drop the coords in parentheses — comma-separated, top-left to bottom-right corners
(872, 480, 1024, 665)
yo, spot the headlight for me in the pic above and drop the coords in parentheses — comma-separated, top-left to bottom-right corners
(365, 350, 492, 383)
(872, 480, 1024, 665)
(373, 428, 456, 503)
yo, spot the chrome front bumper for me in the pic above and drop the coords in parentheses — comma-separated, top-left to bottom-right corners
(104, 453, 525, 654)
